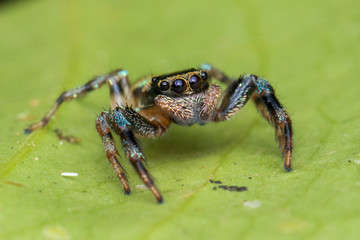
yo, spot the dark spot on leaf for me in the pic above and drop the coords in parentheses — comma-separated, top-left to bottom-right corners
(54, 129, 81, 144)
(209, 179, 222, 184)
(218, 185, 248, 192)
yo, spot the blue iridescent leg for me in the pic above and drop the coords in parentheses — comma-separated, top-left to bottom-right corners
(96, 112, 130, 194)
(214, 74, 293, 171)
(251, 75, 293, 171)
(109, 107, 164, 203)
(111, 106, 160, 138)
(25, 69, 130, 133)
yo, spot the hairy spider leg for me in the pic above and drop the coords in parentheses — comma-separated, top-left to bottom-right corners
(251, 88, 293, 172)
(201, 64, 293, 170)
(129, 76, 152, 106)
(24, 69, 131, 134)
(106, 106, 170, 203)
(212, 74, 293, 171)
(96, 112, 130, 194)
(114, 106, 171, 138)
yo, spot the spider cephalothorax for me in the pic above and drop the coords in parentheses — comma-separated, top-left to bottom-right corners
(151, 68, 209, 95)
(25, 64, 293, 203)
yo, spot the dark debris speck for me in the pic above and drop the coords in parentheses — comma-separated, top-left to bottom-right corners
(54, 129, 81, 144)
(209, 179, 222, 184)
(218, 185, 248, 192)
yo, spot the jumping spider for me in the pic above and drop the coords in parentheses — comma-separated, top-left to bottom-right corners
(25, 64, 293, 203)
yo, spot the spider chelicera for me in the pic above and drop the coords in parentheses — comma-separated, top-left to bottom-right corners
(25, 64, 293, 203)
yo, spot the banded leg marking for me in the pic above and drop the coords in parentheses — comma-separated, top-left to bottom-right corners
(214, 74, 293, 171)
(109, 108, 164, 203)
(25, 69, 130, 133)
(96, 112, 130, 194)
(120, 130, 163, 203)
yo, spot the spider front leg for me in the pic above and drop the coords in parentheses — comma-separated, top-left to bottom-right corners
(96, 112, 130, 194)
(25, 69, 131, 133)
(99, 106, 170, 203)
(214, 74, 293, 171)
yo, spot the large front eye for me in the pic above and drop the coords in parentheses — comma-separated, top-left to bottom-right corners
(172, 79, 186, 94)
(189, 75, 202, 90)
(159, 81, 169, 91)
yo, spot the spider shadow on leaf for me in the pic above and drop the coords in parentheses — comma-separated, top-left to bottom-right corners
(141, 117, 280, 164)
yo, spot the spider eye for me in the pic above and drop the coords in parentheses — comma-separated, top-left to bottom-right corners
(200, 71, 208, 80)
(159, 81, 169, 91)
(172, 79, 186, 94)
(189, 75, 202, 90)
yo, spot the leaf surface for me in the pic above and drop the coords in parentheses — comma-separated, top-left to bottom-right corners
(0, 1, 359, 239)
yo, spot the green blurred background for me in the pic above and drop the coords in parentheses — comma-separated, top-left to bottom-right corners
(1, 0, 360, 239)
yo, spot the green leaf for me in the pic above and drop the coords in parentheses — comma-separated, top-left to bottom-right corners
(1, 0, 359, 239)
